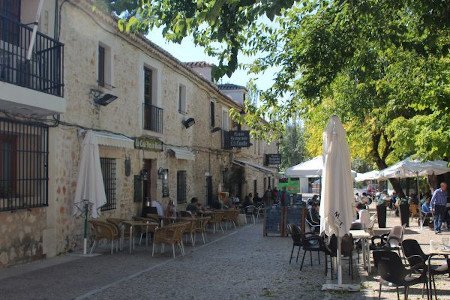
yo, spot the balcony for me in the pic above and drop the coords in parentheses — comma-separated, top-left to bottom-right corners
(0, 15, 65, 115)
(143, 103, 163, 134)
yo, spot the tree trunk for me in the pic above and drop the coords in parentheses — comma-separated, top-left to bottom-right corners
(370, 131, 405, 198)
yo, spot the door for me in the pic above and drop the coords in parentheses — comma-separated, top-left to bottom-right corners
(206, 175, 212, 206)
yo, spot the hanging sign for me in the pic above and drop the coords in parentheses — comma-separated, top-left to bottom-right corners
(134, 137, 163, 152)
(265, 154, 281, 166)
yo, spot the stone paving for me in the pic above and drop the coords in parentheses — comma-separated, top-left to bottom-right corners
(0, 209, 449, 299)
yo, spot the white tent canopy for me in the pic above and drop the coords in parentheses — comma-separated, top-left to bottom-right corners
(355, 170, 383, 182)
(285, 156, 357, 178)
(285, 156, 322, 177)
(381, 157, 450, 179)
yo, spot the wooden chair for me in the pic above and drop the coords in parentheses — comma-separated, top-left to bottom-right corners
(152, 222, 188, 258)
(89, 220, 119, 254)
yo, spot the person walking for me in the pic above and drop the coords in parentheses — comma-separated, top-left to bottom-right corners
(431, 182, 448, 234)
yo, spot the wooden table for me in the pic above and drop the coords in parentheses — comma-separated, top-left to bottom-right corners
(121, 220, 158, 254)
(349, 229, 372, 273)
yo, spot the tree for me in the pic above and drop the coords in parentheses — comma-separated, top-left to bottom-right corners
(279, 121, 308, 170)
(110, 0, 450, 196)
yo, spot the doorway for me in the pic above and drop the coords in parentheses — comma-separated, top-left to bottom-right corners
(142, 159, 156, 215)
(206, 175, 212, 206)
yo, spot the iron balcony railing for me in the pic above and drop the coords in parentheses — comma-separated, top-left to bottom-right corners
(0, 15, 64, 97)
(143, 103, 163, 134)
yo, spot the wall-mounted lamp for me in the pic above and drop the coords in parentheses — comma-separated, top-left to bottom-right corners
(210, 127, 222, 133)
(157, 167, 168, 180)
(90, 89, 118, 106)
(140, 169, 149, 180)
(182, 117, 195, 129)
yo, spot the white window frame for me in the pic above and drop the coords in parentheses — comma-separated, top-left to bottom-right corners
(98, 42, 113, 89)
(222, 108, 229, 131)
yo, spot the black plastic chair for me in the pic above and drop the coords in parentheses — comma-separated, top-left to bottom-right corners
(299, 231, 322, 270)
(287, 224, 302, 264)
(375, 250, 429, 300)
(324, 234, 355, 279)
(370, 225, 404, 259)
(402, 239, 449, 300)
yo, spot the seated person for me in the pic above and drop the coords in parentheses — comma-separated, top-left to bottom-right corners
(307, 202, 320, 232)
(165, 200, 176, 217)
(421, 197, 433, 225)
(151, 199, 164, 217)
(354, 202, 370, 229)
(241, 195, 253, 209)
(186, 197, 204, 215)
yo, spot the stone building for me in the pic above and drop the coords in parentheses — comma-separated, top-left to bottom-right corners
(0, 0, 278, 267)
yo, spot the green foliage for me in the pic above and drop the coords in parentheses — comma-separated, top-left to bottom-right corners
(109, 0, 450, 170)
(279, 121, 308, 170)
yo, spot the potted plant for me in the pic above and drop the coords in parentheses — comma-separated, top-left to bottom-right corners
(376, 197, 387, 228)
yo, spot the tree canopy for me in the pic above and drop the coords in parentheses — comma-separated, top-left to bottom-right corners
(110, 0, 450, 195)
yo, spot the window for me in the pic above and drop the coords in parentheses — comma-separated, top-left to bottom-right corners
(222, 108, 229, 131)
(210, 101, 215, 127)
(144, 67, 153, 105)
(98, 45, 105, 86)
(0, 118, 48, 212)
(177, 170, 187, 204)
(100, 158, 116, 211)
(178, 84, 186, 113)
(0, 0, 21, 45)
(98, 43, 112, 87)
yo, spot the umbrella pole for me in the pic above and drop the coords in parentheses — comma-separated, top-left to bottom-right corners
(83, 201, 88, 255)
(337, 236, 342, 285)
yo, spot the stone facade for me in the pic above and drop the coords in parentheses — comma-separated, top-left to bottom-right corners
(0, 0, 278, 267)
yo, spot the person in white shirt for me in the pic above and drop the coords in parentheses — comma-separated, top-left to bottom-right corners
(151, 200, 164, 217)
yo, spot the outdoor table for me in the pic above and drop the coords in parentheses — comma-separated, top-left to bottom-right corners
(349, 229, 371, 273)
(426, 247, 450, 299)
(121, 220, 158, 254)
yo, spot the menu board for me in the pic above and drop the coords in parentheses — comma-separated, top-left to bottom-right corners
(228, 130, 251, 148)
(285, 206, 305, 234)
(264, 206, 284, 236)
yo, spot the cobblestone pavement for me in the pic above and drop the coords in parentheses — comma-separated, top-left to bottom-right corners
(0, 222, 364, 300)
(1, 210, 449, 300)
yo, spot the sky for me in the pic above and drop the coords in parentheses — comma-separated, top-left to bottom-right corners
(146, 28, 277, 92)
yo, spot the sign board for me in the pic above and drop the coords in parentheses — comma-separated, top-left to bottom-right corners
(134, 137, 163, 152)
(263, 206, 305, 237)
(265, 154, 281, 166)
(223, 130, 250, 148)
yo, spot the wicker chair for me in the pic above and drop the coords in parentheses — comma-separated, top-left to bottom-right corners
(195, 217, 210, 244)
(182, 218, 197, 246)
(209, 211, 225, 233)
(106, 218, 130, 250)
(89, 220, 119, 254)
(222, 209, 239, 229)
(152, 222, 188, 258)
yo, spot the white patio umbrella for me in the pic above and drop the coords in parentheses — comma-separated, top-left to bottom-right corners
(320, 116, 354, 287)
(73, 130, 107, 254)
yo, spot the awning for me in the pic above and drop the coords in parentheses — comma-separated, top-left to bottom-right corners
(233, 159, 276, 175)
(167, 146, 195, 161)
(93, 131, 134, 149)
